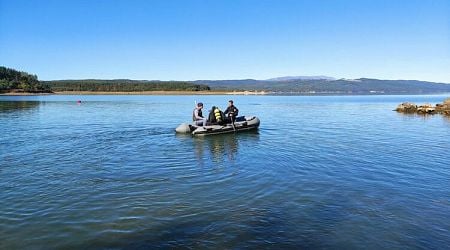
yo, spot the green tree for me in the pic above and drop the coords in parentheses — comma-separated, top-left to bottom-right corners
(0, 66, 50, 93)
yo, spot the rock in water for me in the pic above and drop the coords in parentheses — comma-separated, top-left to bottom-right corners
(396, 102, 417, 113)
(396, 98, 450, 115)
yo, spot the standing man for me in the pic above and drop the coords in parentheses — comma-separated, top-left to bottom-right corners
(193, 102, 207, 126)
(224, 100, 239, 123)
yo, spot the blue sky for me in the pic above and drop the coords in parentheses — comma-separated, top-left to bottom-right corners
(0, 0, 449, 82)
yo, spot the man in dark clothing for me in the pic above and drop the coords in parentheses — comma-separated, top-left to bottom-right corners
(224, 100, 239, 123)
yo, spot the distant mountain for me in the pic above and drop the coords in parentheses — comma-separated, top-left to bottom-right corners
(267, 75, 336, 81)
(4, 65, 450, 95)
(196, 78, 450, 94)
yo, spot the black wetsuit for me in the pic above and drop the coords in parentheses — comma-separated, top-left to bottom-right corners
(224, 105, 238, 122)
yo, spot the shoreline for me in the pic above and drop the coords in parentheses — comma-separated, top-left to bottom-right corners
(1, 91, 449, 96)
(0, 92, 54, 96)
(0, 90, 269, 96)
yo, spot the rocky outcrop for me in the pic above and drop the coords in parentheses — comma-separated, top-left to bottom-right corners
(396, 98, 450, 115)
(396, 102, 418, 113)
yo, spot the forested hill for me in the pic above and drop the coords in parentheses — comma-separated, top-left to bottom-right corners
(2, 66, 450, 94)
(0, 66, 50, 93)
(45, 79, 210, 92)
(0, 66, 211, 92)
(196, 78, 450, 94)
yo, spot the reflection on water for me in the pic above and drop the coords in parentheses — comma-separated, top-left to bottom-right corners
(198, 133, 240, 163)
(396, 110, 450, 123)
(210, 135, 239, 162)
(442, 114, 450, 123)
(177, 131, 260, 166)
(0, 101, 40, 113)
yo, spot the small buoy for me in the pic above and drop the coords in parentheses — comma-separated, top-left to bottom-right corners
(77, 100, 81, 104)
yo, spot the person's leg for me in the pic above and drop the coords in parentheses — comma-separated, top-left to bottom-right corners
(195, 119, 207, 126)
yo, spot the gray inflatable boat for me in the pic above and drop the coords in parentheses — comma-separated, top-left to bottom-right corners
(175, 116, 260, 136)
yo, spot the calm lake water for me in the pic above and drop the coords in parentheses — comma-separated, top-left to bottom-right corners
(1, 94, 449, 249)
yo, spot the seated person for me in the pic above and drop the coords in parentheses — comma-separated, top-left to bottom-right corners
(208, 106, 225, 125)
(192, 102, 207, 126)
(224, 100, 239, 123)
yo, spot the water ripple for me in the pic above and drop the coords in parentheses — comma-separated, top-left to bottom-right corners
(1, 95, 450, 249)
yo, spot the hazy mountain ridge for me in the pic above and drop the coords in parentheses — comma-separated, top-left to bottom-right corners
(267, 75, 336, 81)
(196, 78, 450, 94)
(47, 78, 450, 94)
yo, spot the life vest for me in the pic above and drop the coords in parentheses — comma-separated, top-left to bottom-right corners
(192, 108, 203, 121)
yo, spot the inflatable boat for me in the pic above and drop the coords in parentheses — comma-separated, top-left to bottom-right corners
(175, 116, 260, 136)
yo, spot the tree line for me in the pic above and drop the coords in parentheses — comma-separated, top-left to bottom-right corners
(46, 79, 210, 92)
(0, 66, 50, 93)
(0, 66, 211, 93)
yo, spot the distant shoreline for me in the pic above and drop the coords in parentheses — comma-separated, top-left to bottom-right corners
(0, 92, 53, 96)
(55, 91, 227, 95)
(0, 90, 269, 96)
(1, 91, 449, 96)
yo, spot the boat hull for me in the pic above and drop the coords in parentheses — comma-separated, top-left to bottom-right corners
(175, 116, 260, 136)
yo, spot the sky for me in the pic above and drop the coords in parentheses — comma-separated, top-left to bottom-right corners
(0, 0, 449, 82)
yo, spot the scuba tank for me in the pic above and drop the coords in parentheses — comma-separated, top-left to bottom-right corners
(214, 107, 223, 122)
